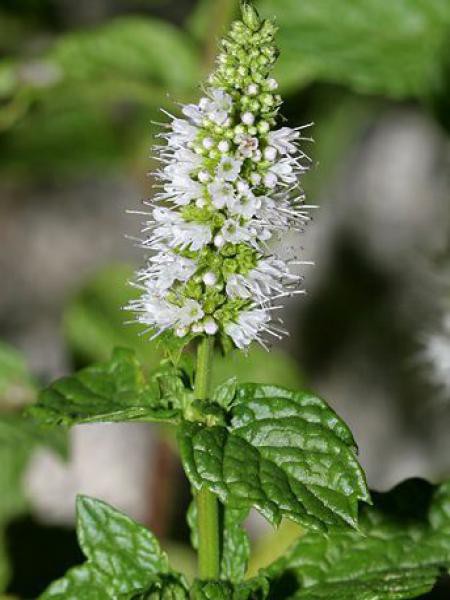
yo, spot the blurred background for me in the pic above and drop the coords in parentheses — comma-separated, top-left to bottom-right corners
(0, 0, 449, 597)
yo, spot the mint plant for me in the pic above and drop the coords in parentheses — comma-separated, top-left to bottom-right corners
(28, 2, 450, 598)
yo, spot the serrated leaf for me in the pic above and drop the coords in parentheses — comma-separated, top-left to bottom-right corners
(187, 500, 250, 583)
(179, 384, 369, 531)
(260, 0, 450, 99)
(28, 348, 182, 426)
(212, 378, 237, 410)
(123, 573, 189, 599)
(264, 478, 450, 600)
(40, 495, 173, 599)
(222, 506, 251, 583)
(191, 577, 269, 599)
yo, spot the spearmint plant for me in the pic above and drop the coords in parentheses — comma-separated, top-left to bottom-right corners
(27, 2, 450, 599)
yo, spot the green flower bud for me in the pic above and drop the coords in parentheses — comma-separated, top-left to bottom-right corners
(241, 0, 261, 32)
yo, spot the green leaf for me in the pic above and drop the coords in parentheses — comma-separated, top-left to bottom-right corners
(191, 577, 269, 600)
(0, 342, 68, 592)
(0, 340, 36, 409)
(222, 506, 251, 583)
(187, 500, 250, 583)
(264, 478, 450, 599)
(260, 0, 450, 99)
(28, 348, 183, 427)
(123, 574, 189, 599)
(0, 17, 200, 173)
(212, 378, 237, 410)
(179, 384, 369, 530)
(40, 495, 174, 599)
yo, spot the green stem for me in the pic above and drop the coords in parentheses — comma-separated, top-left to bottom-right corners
(194, 336, 220, 580)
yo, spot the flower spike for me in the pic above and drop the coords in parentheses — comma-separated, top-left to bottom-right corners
(127, 1, 312, 350)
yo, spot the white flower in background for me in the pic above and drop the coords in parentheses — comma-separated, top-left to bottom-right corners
(127, 1, 312, 348)
(421, 313, 450, 398)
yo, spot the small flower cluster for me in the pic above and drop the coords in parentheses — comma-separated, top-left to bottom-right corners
(128, 1, 312, 349)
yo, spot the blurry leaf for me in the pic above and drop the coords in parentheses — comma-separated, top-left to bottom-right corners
(0, 342, 68, 591)
(29, 348, 184, 426)
(0, 341, 35, 410)
(63, 264, 164, 368)
(40, 495, 181, 599)
(247, 519, 303, 577)
(264, 478, 450, 599)
(211, 347, 303, 390)
(260, 0, 450, 99)
(0, 17, 200, 172)
(179, 383, 369, 530)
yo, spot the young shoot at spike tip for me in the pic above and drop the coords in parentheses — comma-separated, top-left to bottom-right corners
(127, 0, 314, 351)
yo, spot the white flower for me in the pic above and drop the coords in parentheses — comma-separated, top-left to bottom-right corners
(139, 252, 196, 293)
(203, 317, 218, 335)
(202, 272, 217, 286)
(221, 218, 251, 244)
(172, 147, 203, 171)
(241, 112, 255, 126)
(168, 119, 198, 147)
(128, 7, 311, 346)
(163, 174, 203, 206)
(206, 90, 233, 125)
(217, 156, 243, 181)
(177, 299, 204, 327)
(225, 309, 270, 348)
(226, 274, 251, 298)
(182, 103, 204, 125)
(229, 186, 261, 218)
(137, 296, 180, 331)
(269, 157, 296, 184)
(263, 146, 277, 162)
(236, 134, 259, 158)
(268, 127, 299, 154)
(208, 179, 235, 209)
(152, 208, 211, 250)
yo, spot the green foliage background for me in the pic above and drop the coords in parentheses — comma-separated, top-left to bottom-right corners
(0, 0, 449, 597)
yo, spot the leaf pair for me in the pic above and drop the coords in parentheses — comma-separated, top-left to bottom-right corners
(30, 348, 370, 533)
(39, 496, 266, 599)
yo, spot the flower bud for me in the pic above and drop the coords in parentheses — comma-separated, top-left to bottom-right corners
(240, 0, 261, 32)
